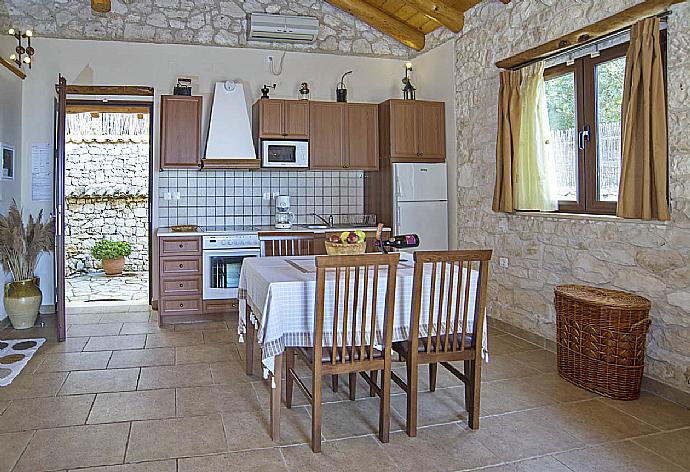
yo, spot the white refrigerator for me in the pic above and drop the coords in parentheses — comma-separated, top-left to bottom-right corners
(393, 163, 449, 251)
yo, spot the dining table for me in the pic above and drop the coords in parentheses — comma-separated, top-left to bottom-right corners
(237, 254, 488, 441)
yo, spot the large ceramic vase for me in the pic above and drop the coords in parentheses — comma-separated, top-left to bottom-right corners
(3, 279, 41, 329)
(102, 257, 125, 276)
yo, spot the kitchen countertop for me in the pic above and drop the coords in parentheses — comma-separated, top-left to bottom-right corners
(157, 226, 390, 237)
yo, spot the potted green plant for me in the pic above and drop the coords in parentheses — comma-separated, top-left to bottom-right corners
(0, 201, 54, 329)
(91, 240, 132, 277)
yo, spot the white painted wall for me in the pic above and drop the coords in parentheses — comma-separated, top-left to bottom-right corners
(413, 40, 458, 249)
(18, 37, 425, 304)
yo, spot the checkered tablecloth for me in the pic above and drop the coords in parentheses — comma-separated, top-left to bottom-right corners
(238, 255, 487, 376)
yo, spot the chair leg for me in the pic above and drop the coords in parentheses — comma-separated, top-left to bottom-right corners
(370, 370, 378, 397)
(406, 361, 419, 437)
(331, 374, 339, 393)
(311, 373, 323, 453)
(467, 359, 482, 430)
(463, 360, 472, 413)
(348, 372, 357, 400)
(429, 363, 438, 392)
(285, 348, 295, 408)
(379, 361, 392, 443)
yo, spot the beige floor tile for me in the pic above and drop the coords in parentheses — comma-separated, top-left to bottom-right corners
(87, 389, 175, 424)
(14, 423, 130, 472)
(202, 329, 239, 345)
(251, 374, 348, 407)
(67, 323, 123, 337)
(480, 377, 559, 415)
(509, 349, 558, 373)
(174, 321, 228, 332)
(319, 397, 405, 440)
(108, 348, 175, 368)
(84, 335, 147, 351)
(210, 360, 260, 384)
(390, 387, 468, 427)
(222, 407, 312, 449)
(473, 408, 584, 461)
(36, 351, 112, 372)
(634, 428, 690, 470)
(59, 368, 139, 395)
(487, 335, 539, 356)
(555, 439, 686, 472)
(281, 436, 399, 471)
(176, 383, 261, 416)
(537, 399, 660, 444)
(119, 322, 165, 335)
(0, 394, 94, 432)
(0, 400, 9, 414)
(43, 337, 89, 353)
(66, 313, 103, 325)
(385, 423, 502, 472)
(0, 431, 33, 472)
(601, 392, 690, 430)
(126, 414, 227, 462)
(175, 344, 240, 364)
(178, 449, 287, 472)
(137, 363, 213, 390)
(100, 312, 152, 323)
(66, 459, 176, 471)
(145, 331, 203, 348)
(481, 456, 573, 471)
(524, 373, 598, 403)
(481, 354, 540, 382)
(0, 372, 68, 401)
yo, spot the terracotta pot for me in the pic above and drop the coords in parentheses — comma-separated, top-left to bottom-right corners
(3, 279, 42, 329)
(102, 257, 125, 276)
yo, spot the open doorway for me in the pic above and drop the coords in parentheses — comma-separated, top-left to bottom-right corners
(63, 101, 152, 309)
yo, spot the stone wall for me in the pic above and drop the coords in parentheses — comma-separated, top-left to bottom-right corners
(65, 139, 149, 275)
(452, 0, 690, 393)
(0, 0, 411, 58)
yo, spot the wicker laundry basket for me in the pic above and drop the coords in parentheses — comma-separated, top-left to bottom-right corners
(555, 285, 651, 401)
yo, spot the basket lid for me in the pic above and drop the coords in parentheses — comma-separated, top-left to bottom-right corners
(554, 284, 651, 310)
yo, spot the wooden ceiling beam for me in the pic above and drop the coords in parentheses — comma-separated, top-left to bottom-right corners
(398, 0, 465, 32)
(326, 0, 426, 50)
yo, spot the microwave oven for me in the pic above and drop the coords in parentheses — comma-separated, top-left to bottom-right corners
(261, 140, 309, 168)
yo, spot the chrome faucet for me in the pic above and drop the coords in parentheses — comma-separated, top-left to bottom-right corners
(312, 213, 334, 227)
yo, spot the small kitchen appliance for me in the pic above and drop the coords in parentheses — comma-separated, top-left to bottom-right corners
(261, 140, 309, 168)
(275, 195, 295, 229)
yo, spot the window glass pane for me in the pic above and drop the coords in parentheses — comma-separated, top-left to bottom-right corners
(545, 72, 578, 201)
(595, 56, 625, 201)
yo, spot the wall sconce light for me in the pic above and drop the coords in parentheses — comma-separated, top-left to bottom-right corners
(8, 28, 35, 69)
(402, 62, 416, 100)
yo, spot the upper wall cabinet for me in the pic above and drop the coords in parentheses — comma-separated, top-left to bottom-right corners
(309, 101, 378, 171)
(253, 99, 309, 140)
(160, 95, 202, 169)
(379, 99, 445, 162)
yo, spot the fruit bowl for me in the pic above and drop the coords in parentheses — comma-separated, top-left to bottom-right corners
(324, 240, 367, 255)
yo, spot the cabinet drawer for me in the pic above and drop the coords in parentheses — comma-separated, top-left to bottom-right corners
(203, 299, 239, 314)
(160, 237, 201, 256)
(160, 276, 202, 296)
(160, 256, 202, 276)
(160, 296, 203, 315)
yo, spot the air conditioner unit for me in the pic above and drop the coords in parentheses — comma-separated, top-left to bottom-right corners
(248, 13, 319, 43)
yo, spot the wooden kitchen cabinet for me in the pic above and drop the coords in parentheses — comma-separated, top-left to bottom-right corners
(160, 95, 202, 169)
(253, 99, 309, 139)
(379, 99, 445, 162)
(309, 101, 378, 171)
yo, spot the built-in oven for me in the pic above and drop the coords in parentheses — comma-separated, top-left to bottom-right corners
(202, 234, 260, 300)
(261, 140, 309, 168)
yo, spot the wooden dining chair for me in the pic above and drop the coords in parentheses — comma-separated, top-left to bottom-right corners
(258, 231, 315, 257)
(284, 253, 400, 453)
(391, 250, 491, 437)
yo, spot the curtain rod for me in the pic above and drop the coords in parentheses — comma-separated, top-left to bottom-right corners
(509, 11, 670, 71)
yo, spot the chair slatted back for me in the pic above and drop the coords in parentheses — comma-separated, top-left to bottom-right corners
(314, 254, 399, 366)
(259, 232, 315, 257)
(409, 250, 492, 355)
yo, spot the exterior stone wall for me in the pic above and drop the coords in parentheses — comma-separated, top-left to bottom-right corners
(452, 0, 690, 393)
(0, 0, 412, 58)
(65, 140, 149, 275)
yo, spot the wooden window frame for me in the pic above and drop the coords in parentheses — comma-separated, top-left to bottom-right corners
(544, 31, 667, 216)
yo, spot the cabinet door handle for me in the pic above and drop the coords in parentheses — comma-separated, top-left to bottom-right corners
(179, 264, 184, 268)
(179, 244, 184, 248)
(179, 303, 184, 308)
(179, 283, 184, 288)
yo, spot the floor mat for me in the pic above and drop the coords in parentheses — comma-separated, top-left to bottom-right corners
(0, 338, 45, 387)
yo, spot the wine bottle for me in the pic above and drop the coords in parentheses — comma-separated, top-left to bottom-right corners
(383, 234, 420, 250)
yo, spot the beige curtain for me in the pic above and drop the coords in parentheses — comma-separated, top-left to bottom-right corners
(493, 70, 521, 213)
(618, 18, 670, 221)
(515, 62, 558, 211)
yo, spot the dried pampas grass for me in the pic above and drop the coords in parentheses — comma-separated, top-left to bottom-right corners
(0, 200, 54, 282)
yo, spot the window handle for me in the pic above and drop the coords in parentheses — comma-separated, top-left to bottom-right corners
(578, 125, 591, 150)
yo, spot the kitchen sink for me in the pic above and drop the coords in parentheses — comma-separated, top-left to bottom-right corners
(305, 224, 329, 229)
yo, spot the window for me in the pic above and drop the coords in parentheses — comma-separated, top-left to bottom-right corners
(544, 33, 666, 215)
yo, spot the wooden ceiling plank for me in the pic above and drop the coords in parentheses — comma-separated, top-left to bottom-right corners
(496, 0, 679, 69)
(326, 0, 426, 50)
(0, 57, 26, 80)
(398, 0, 465, 32)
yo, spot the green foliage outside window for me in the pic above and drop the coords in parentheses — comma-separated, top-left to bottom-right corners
(91, 240, 132, 260)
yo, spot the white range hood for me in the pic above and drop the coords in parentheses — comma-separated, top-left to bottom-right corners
(202, 80, 259, 169)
